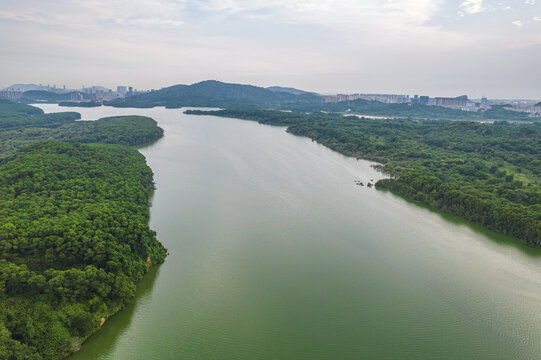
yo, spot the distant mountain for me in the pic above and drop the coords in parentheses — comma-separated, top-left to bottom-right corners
(4, 83, 108, 93)
(266, 86, 315, 95)
(3, 84, 56, 92)
(536, 102, 541, 107)
(107, 80, 322, 109)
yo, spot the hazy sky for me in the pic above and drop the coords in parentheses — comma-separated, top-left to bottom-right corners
(0, 0, 540, 98)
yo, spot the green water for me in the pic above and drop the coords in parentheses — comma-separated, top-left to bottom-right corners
(37, 105, 541, 359)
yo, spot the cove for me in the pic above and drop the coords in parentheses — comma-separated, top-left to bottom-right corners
(35, 104, 541, 359)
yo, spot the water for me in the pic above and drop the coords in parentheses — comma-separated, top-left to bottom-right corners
(36, 104, 541, 359)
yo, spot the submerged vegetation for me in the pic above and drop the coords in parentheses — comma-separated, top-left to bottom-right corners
(186, 109, 541, 245)
(0, 101, 166, 359)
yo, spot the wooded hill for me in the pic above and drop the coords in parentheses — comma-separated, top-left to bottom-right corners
(0, 100, 163, 162)
(0, 101, 166, 359)
(107, 80, 322, 109)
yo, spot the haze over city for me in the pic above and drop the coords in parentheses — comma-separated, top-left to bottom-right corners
(1, 0, 540, 98)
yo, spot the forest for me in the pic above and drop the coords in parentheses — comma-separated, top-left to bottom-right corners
(106, 80, 320, 109)
(186, 109, 541, 245)
(286, 99, 535, 121)
(0, 102, 166, 359)
(0, 100, 163, 162)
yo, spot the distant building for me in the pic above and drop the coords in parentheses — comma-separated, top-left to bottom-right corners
(419, 96, 429, 105)
(117, 86, 127, 97)
(0, 89, 22, 100)
(70, 92, 83, 101)
(434, 95, 468, 108)
(321, 95, 339, 103)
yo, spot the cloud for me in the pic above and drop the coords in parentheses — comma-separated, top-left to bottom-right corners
(460, 0, 485, 14)
(0, 0, 186, 29)
(524, 0, 536, 5)
(197, 0, 443, 30)
(192, 0, 472, 48)
(512, 20, 523, 27)
(0, 11, 55, 26)
(1, 0, 540, 98)
(113, 18, 184, 28)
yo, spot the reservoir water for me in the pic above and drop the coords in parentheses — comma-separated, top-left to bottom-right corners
(37, 105, 541, 359)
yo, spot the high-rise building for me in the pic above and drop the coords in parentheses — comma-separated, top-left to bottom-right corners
(0, 89, 22, 100)
(116, 86, 128, 97)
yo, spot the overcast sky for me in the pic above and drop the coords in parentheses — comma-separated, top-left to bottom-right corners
(0, 0, 540, 98)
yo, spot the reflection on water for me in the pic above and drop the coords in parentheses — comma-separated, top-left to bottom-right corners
(69, 266, 162, 360)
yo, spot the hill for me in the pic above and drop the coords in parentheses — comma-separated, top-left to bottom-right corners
(3, 84, 57, 92)
(106, 80, 322, 109)
(0, 142, 166, 359)
(0, 101, 162, 160)
(266, 86, 314, 95)
(0, 101, 166, 358)
(0, 99, 44, 116)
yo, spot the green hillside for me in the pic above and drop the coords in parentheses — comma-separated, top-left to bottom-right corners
(0, 101, 166, 359)
(107, 80, 322, 109)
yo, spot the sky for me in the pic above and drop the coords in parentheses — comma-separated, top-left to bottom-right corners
(0, 0, 540, 98)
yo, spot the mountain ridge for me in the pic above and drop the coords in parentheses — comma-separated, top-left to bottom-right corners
(106, 80, 322, 109)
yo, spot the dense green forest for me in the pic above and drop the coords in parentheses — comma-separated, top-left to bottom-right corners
(0, 100, 80, 130)
(186, 109, 541, 245)
(0, 101, 166, 359)
(0, 100, 163, 162)
(106, 80, 320, 109)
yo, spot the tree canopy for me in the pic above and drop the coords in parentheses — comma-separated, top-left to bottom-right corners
(0, 101, 166, 359)
(0, 99, 163, 162)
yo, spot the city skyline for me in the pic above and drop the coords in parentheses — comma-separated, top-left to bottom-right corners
(2, 81, 539, 102)
(1, 0, 540, 98)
